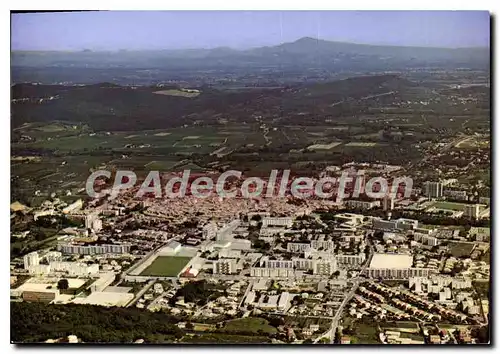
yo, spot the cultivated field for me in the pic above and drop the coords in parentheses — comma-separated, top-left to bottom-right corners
(153, 89, 200, 98)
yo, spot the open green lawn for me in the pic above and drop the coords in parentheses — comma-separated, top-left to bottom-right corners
(449, 242, 475, 257)
(222, 317, 277, 334)
(181, 333, 270, 343)
(350, 321, 380, 344)
(473, 281, 490, 299)
(139, 256, 192, 277)
(431, 201, 469, 211)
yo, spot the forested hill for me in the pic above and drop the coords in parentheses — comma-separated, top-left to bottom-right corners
(11, 75, 417, 132)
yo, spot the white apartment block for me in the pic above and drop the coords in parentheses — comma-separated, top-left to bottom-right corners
(345, 200, 381, 210)
(367, 267, 430, 279)
(333, 213, 364, 226)
(287, 243, 312, 253)
(50, 261, 99, 276)
(287, 240, 335, 253)
(464, 204, 480, 219)
(409, 276, 472, 293)
(202, 222, 218, 239)
(57, 243, 131, 255)
(413, 233, 439, 246)
(311, 240, 335, 251)
(23, 251, 39, 270)
(373, 218, 418, 231)
(335, 253, 366, 267)
(250, 267, 296, 277)
(423, 181, 443, 198)
(262, 217, 293, 228)
(467, 305, 480, 316)
(85, 212, 102, 232)
(44, 251, 63, 262)
(216, 220, 240, 241)
(292, 258, 315, 270)
(264, 259, 294, 269)
(341, 234, 364, 243)
(469, 227, 490, 242)
(443, 190, 468, 201)
(213, 259, 237, 274)
(313, 259, 337, 276)
(28, 264, 51, 276)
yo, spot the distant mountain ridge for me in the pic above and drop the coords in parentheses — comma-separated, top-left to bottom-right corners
(11, 37, 489, 86)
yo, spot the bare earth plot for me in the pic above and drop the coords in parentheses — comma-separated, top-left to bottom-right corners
(307, 142, 343, 150)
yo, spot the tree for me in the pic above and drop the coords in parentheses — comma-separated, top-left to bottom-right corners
(57, 279, 69, 290)
(185, 322, 194, 330)
(251, 214, 262, 222)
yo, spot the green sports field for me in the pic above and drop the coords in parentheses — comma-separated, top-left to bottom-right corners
(139, 256, 192, 277)
(431, 201, 469, 211)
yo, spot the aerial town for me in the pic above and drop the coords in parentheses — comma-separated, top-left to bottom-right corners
(10, 10, 490, 345)
(11, 164, 491, 343)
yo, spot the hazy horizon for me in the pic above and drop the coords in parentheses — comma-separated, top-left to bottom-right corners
(11, 10, 490, 51)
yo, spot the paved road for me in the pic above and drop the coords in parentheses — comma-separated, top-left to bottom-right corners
(317, 240, 375, 344)
(126, 279, 155, 308)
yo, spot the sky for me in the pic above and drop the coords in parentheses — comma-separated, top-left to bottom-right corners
(11, 11, 490, 51)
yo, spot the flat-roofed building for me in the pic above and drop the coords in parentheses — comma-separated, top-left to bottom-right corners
(44, 251, 62, 262)
(216, 220, 240, 241)
(202, 222, 217, 239)
(424, 182, 443, 198)
(333, 213, 364, 226)
(219, 249, 241, 259)
(313, 258, 337, 276)
(469, 227, 490, 242)
(23, 251, 39, 270)
(335, 253, 366, 267)
(292, 258, 314, 270)
(50, 262, 99, 277)
(159, 240, 182, 255)
(287, 242, 311, 253)
(414, 233, 439, 246)
(373, 217, 418, 231)
(265, 259, 294, 269)
(213, 259, 236, 274)
(346, 200, 381, 210)
(464, 204, 480, 219)
(71, 291, 133, 307)
(57, 243, 131, 255)
(62, 199, 83, 214)
(311, 240, 335, 251)
(368, 253, 429, 279)
(250, 267, 297, 278)
(278, 292, 290, 311)
(370, 253, 413, 269)
(22, 290, 59, 303)
(28, 264, 51, 276)
(262, 217, 293, 228)
(90, 272, 116, 293)
(444, 190, 468, 201)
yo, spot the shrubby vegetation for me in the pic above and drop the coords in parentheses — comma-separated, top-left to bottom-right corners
(11, 302, 184, 343)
